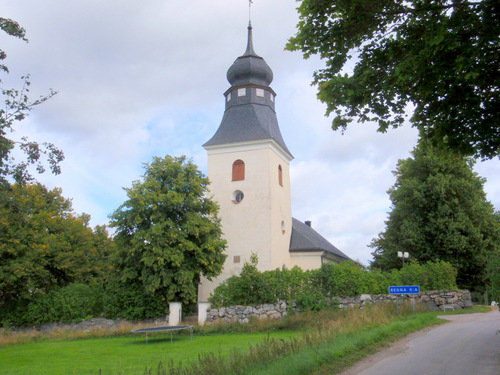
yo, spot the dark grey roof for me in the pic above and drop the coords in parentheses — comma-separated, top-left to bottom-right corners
(203, 102, 291, 155)
(290, 218, 351, 260)
(203, 23, 292, 157)
(227, 24, 273, 87)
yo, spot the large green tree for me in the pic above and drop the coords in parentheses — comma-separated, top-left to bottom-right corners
(109, 155, 227, 306)
(370, 142, 499, 291)
(0, 183, 112, 309)
(287, 0, 499, 159)
(487, 211, 500, 300)
(1, 17, 63, 184)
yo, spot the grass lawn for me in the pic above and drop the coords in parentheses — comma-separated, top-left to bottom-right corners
(0, 330, 298, 375)
(1, 306, 490, 375)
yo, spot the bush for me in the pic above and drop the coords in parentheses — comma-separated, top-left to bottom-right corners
(313, 261, 389, 297)
(261, 267, 311, 302)
(23, 282, 104, 325)
(398, 260, 457, 290)
(487, 249, 500, 302)
(102, 278, 167, 320)
(295, 285, 327, 311)
(209, 257, 459, 309)
(364, 269, 392, 294)
(209, 254, 271, 307)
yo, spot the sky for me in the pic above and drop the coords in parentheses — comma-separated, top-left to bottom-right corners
(1, 0, 499, 265)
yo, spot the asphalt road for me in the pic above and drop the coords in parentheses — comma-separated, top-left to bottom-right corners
(340, 308, 500, 375)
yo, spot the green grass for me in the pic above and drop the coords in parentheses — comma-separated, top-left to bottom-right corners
(245, 313, 442, 375)
(0, 330, 297, 375)
(243, 306, 492, 375)
(0, 305, 490, 375)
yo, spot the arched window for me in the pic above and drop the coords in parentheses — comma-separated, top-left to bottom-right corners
(278, 165, 283, 186)
(232, 160, 245, 181)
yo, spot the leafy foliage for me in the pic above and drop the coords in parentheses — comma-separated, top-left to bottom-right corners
(0, 184, 112, 304)
(109, 155, 226, 307)
(0, 17, 63, 184)
(0, 183, 114, 326)
(209, 254, 270, 306)
(23, 283, 104, 326)
(313, 261, 373, 297)
(261, 266, 312, 303)
(0, 18, 27, 73)
(210, 259, 457, 308)
(287, 0, 500, 159)
(370, 142, 499, 291)
(102, 277, 167, 320)
(210, 255, 312, 307)
(487, 212, 500, 301)
(397, 261, 457, 290)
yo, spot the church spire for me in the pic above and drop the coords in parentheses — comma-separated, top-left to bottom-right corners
(243, 22, 257, 57)
(226, 23, 273, 87)
(204, 21, 292, 159)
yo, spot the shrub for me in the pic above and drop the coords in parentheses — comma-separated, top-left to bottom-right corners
(487, 248, 500, 302)
(364, 269, 391, 294)
(209, 257, 459, 309)
(295, 285, 327, 311)
(23, 282, 104, 325)
(261, 267, 311, 302)
(209, 254, 272, 307)
(102, 278, 167, 320)
(313, 261, 385, 297)
(398, 260, 457, 290)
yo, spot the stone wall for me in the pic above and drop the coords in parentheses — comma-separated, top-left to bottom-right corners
(205, 301, 291, 325)
(203, 289, 472, 325)
(6, 290, 472, 331)
(6, 317, 169, 334)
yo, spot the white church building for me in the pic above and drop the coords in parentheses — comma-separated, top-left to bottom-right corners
(198, 23, 350, 302)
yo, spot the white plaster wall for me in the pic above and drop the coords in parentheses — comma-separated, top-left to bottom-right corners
(290, 251, 324, 270)
(198, 141, 293, 301)
(268, 149, 293, 270)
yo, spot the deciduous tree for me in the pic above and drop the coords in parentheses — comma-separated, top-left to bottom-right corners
(109, 155, 226, 306)
(287, 0, 499, 159)
(0, 183, 112, 309)
(370, 142, 499, 291)
(1, 17, 63, 184)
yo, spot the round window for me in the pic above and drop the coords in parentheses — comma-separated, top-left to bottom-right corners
(232, 190, 244, 204)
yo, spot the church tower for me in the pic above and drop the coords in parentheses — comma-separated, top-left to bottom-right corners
(198, 23, 293, 301)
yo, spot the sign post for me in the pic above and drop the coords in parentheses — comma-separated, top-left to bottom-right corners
(389, 286, 420, 313)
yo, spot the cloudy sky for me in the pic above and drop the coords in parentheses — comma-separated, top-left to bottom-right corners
(2, 0, 499, 265)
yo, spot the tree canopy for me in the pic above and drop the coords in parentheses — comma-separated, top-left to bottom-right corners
(370, 141, 500, 291)
(0, 183, 112, 308)
(1, 17, 63, 184)
(287, 0, 499, 159)
(109, 155, 227, 306)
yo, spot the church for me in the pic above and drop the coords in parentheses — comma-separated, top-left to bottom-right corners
(198, 23, 351, 302)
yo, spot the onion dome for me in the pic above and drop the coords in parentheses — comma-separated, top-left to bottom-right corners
(227, 23, 273, 87)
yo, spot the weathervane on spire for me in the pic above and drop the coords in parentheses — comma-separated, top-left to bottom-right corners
(249, 0, 253, 24)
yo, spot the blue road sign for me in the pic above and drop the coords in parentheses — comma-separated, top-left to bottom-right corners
(389, 286, 420, 294)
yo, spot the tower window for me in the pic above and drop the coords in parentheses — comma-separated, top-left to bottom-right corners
(232, 160, 245, 181)
(278, 165, 283, 186)
(238, 88, 246, 97)
(232, 190, 244, 204)
(256, 88, 264, 97)
(226, 92, 232, 102)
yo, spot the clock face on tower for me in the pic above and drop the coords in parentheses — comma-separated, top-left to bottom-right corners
(232, 190, 244, 204)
